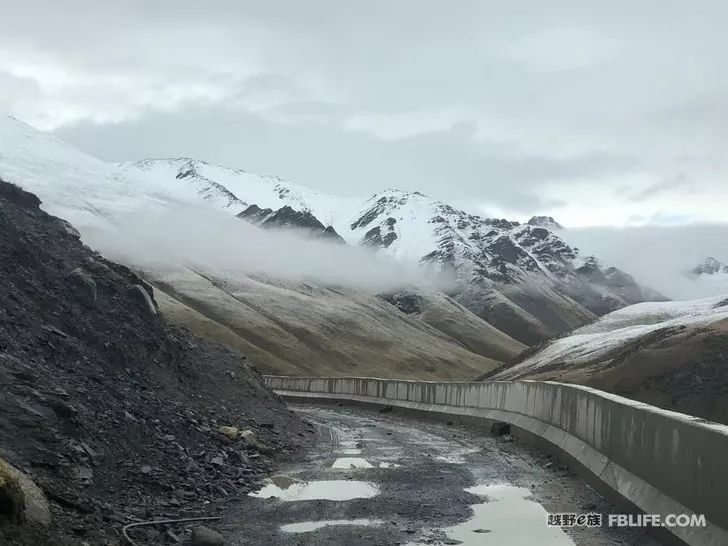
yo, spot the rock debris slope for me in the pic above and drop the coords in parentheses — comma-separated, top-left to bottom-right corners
(0, 179, 307, 545)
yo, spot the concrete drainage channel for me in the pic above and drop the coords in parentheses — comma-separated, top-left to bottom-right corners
(264, 375, 728, 546)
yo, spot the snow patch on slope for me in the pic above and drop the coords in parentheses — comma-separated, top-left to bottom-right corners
(497, 294, 728, 378)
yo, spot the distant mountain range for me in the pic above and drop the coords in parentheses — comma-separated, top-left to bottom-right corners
(119, 156, 666, 344)
(0, 114, 672, 377)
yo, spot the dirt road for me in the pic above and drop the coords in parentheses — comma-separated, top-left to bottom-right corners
(221, 403, 660, 545)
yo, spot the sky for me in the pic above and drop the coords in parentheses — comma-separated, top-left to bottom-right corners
(1, 1, 728, 227)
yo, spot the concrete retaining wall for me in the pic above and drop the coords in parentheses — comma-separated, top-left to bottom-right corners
(264, 375, 728, 546)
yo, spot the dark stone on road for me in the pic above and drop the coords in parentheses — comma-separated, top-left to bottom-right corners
(490, 421, 511, 436)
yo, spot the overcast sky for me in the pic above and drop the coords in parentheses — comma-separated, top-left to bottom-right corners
(2, 1, 728, 227)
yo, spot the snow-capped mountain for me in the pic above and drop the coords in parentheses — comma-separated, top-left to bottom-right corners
(489, 294, 728, 423)
(119, 157, 364, 231)
(526, 215, 563, 230)
(691, 257, 728, 276)
(123, 156, 663, 343)
(682, 257, 728, 299)
(335, 189, 666, 343)
(0, 114, 662, 346)
(0, 115, 518, 379)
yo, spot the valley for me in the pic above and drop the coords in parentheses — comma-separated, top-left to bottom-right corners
(3, 5, 728, 545)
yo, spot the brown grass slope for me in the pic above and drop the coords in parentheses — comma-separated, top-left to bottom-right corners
(498, 320, 728, 425)
(148, 268, 515, 380)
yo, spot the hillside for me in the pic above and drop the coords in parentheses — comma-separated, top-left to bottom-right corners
(122, 159, 666, 345)
(0, 179, 307, 544)
(489, 295, 728, 424)
(148, 267, 509, 380)
(0, 115, 661, 378)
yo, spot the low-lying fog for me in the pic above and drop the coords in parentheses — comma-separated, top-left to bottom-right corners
(81, 203, 452, 294)
(79, 199, 728, 303)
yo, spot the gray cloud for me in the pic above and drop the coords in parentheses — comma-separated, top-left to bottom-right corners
(2, 1, 728, 224)
(55, 105, 635, 212)
(562, 224, 728, 299)
(628, 174, 694, 202)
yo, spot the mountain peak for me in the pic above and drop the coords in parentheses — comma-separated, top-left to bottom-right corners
(691, 257, 728, 276)
(237, 203, 345, 243)
(527, 216, 563, 229)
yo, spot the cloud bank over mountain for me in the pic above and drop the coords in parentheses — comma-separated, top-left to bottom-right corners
(82, 202, 448, 294)
(563, 224, 728, 299)
(2, 1, 728, 226)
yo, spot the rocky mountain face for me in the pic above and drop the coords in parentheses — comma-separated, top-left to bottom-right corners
(691, 257, 728, 276)
(343, 190, 666, 344)
(526, 215, 563, 229)
(0, 178, 308, 544)
(237, 204, 345, 242)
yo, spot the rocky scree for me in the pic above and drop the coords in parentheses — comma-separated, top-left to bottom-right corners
(0, 179, 310, 545)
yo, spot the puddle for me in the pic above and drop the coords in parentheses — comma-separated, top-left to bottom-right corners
(433, 446, 481, 464)
(378, 462, 401, 468)
(411, 484, 574, 545)
(249, 477, 379, 501)
(281, 518, 384, 533)
(338, 448, 363, 455)
(332, 457, 373, 469)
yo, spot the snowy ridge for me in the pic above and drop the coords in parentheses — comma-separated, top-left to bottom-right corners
(495, 294, 728, 379)
(681, 257, 728, 300)
(0, 115, 664, 345)
(690, 257, 728, 276)
(0, 116, 189, 230)
(121, 158, 365, 240)
(343, 188, 657, 333)
(347, 188, 576, 281)
(122, 159, 247, 213)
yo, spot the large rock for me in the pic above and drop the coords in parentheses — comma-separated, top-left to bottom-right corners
(218, 426, 241, 440)
(69, 267, 97, 304)
(490, 422, 510, 436)
(128, 284, 157, 315)
(191, 525, 225, 545)
(0, 459, 51, 527)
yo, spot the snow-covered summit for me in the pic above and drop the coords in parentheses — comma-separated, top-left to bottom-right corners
(691, 257, 728, 276)
(527, 215, 563, 230)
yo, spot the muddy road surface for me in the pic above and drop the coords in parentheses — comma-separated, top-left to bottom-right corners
(220, 403, 660, 545)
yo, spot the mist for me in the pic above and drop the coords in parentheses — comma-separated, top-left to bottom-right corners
(80, 202, 452, 294)
(561, 224, 728, 300)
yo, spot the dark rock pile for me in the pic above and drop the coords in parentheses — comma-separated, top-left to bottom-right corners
(0, 179, 310, 544)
